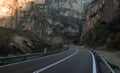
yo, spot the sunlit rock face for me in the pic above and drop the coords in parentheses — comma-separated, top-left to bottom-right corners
(0, 0, 49, 31)
(0, 0, 17, 27)
(0, 0, 93, 43)
(0, 0, 60, 43)
(0, 0, 45, 28)
(0, 0, 16, 17)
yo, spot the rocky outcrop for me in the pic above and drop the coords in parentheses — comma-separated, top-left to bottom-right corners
(45, 0, 93, 40)
(0, 0, 94, 55)
(0, 0, 47, 30)
(0, 0, 55, 44)
(0, 0, 93, 44)
(81, 0, 120, 50)
(46, 0, 84, 18)
(82, 0, 119, 36)
(0, 0, 57, 56)
(0, 27, 52, 56)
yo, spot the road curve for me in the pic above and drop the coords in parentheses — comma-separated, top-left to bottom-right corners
(0, 45, 94, 73)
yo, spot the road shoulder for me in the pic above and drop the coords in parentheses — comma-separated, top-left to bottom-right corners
(95, 50, 120, 69)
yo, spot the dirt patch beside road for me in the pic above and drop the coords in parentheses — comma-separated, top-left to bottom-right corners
(96, 50, 120, 69)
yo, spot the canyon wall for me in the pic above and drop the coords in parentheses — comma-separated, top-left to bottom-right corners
(0, 0, 45, 28)
(0, 0, 57, 55)
(45, 0, 92, 38)
(0, 0, 60, 44)
(0, 0, 93, 44)
(0, 0, 93, 55)
(81, 0, 120, 50)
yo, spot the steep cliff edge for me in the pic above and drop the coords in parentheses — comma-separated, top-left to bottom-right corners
(81, 0, 120, 50)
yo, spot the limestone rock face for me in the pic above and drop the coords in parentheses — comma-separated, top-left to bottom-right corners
(0, 0, 93, 44)
(81, 0, 120, 49)
(82, 0, 119, 36)
(0, 0, 54, 45)
(0, 0, 45, 28)
(46, 0, 92, 19)
(45, 0, 93, 38)
(0, 0, 49, 34)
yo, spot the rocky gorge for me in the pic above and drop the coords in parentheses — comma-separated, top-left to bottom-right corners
(0, 0, 91, 55)
(0, 0, 120, 56)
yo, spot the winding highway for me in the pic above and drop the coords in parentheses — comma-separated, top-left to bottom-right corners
(0, 45, 114, 73)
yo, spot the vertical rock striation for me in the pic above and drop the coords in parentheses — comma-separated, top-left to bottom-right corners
(45, 0, 93, 40)
(81, 0, 120, 49)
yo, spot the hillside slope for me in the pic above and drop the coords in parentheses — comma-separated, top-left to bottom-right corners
(0, 27, 53, 56)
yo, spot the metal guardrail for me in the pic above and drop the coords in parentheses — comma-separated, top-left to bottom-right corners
(0, 47, 68, 66)
(91, 50, 115, 73)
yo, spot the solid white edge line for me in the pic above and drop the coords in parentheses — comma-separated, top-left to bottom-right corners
(89, 51, 97, 73)
(33, 48, 79, 73)
(0, 48, 71, 68)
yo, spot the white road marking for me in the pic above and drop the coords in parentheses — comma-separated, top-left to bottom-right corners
(89, 51, 97, 73)
(0, 49, 71, 68)
(33, 48, 79, 73)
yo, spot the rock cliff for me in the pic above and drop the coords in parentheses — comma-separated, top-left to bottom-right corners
(0, 0, 93, 55)
(0, 0, 58, 44)
(81, 0, 120, 50)
(0, 0, 92, 44)
(46, 0, 92, 38)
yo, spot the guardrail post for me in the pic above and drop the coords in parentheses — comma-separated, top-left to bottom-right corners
(44, 48, 47, 54)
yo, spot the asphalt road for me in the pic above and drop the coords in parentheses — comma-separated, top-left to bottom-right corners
(0, 45, 98, 73)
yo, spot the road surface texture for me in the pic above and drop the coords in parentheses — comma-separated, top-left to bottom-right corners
(0, 45, 114, 73)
